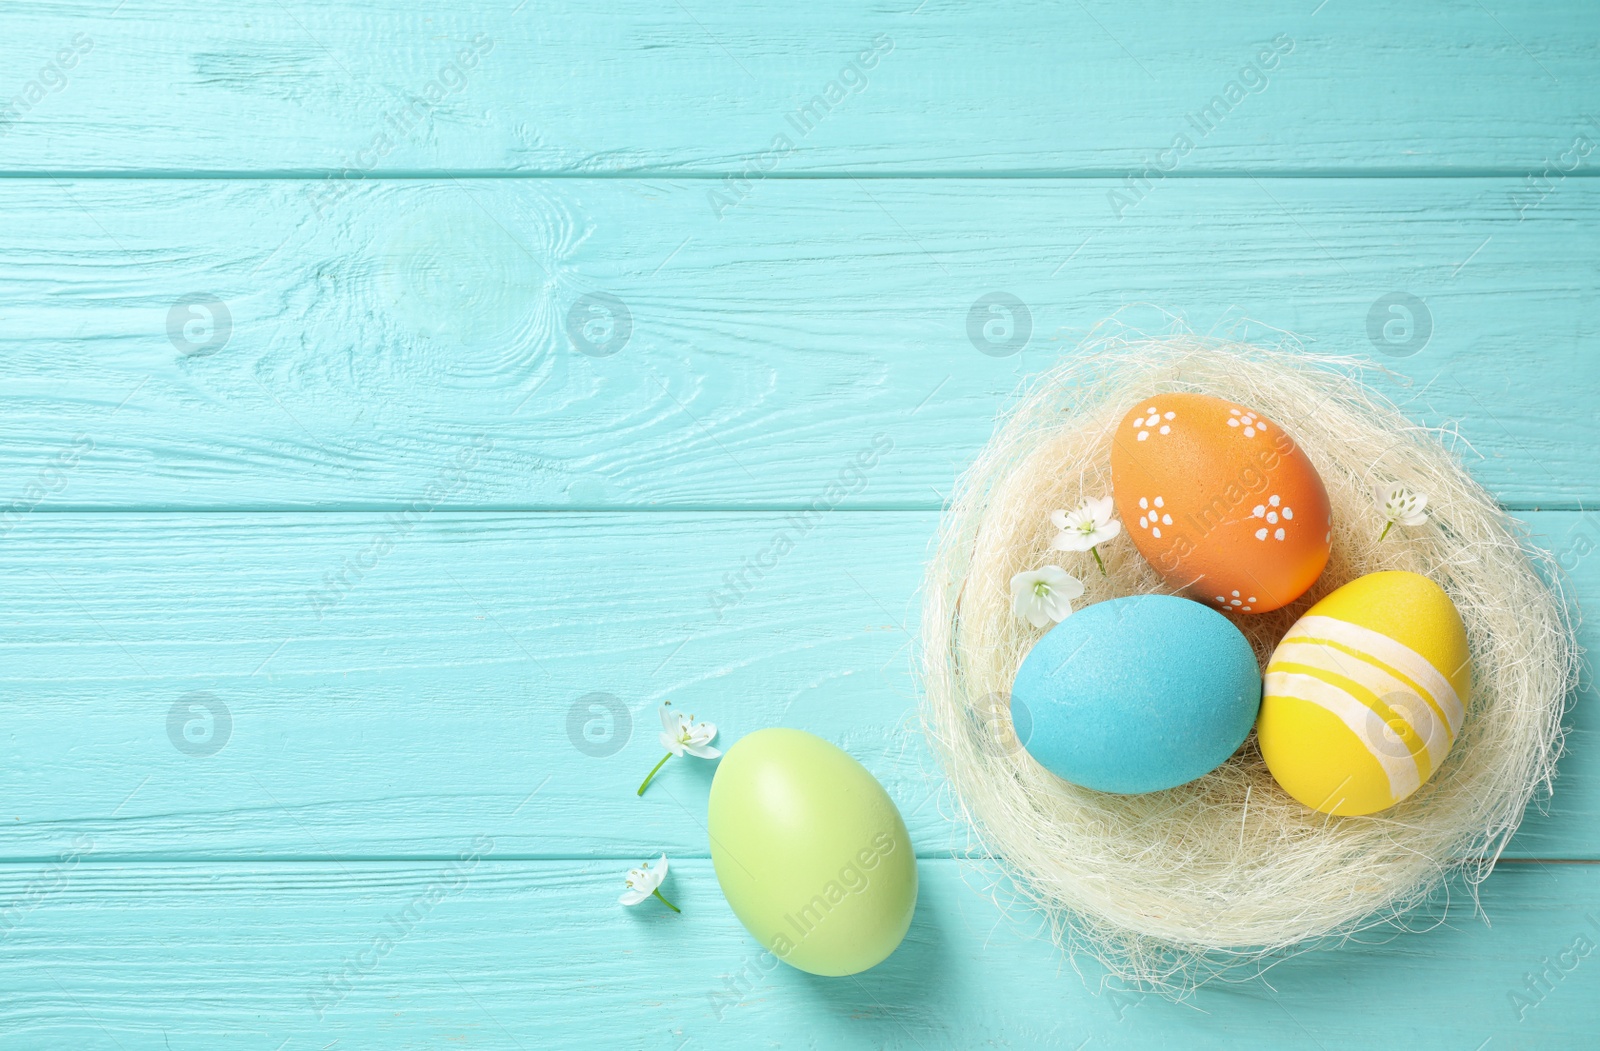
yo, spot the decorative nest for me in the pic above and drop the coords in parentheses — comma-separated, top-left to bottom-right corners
(919, 331, 1579, 992)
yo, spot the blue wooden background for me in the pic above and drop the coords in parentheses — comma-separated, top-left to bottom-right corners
(1, 1, 1597, 1047)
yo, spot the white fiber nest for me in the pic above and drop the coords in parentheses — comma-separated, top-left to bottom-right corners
(919, 330, 1579, 992)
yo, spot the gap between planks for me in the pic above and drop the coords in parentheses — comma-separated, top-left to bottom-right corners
(4, 170, 1600, 181)
(0, 856, 1595, 865)
(8, 504, 1588, 514)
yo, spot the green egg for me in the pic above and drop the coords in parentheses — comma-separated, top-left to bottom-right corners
(707, 728, 917, 976)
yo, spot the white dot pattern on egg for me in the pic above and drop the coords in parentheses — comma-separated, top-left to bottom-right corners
(1252, 494, 1293, 542)
(1227, 408, 1268, 438)
(1213, 589, 1258, 613)
(1135, 495, 1173, 539)
(1131, 406, 1177, 441)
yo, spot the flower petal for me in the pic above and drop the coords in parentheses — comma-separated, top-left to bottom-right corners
(684, 742, 723, 759)
(1049, 508, 1070, 531)
(619, 887, 650, 905)
(1051, 531, 1092, 552)
(1043, 568, 1085, 599)
(659, 703, 677, 735)
(659, 731, 685, 756)
(1010, 570, 1038, 613)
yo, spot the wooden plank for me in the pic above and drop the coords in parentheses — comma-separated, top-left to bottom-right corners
(1, 1, 1597, 174)
(1, 177, 1597, 510)
(1, 858, 1596, 1048)
(0, 510, 1591, 861)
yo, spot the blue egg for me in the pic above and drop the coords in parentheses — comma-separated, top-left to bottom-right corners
(1010, 595, 1261, 794)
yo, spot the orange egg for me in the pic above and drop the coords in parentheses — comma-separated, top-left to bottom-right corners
(1109, 393, 1331, 613)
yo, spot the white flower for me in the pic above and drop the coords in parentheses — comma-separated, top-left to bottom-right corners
(638, 702, 721, 796)
(619, 854, 679, 912)
(659, 702, 721, 759)
(1010, 565, 1085, 628)
(1050, 496, 1122, 552)
(1375, 482, 1429, 540)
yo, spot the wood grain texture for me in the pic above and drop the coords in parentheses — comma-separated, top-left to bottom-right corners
(2, 859, 1596, 1049)
(1, 177, 1596, 510)
(0, 1, 1597, 174)
(0, 511, 1591, 861)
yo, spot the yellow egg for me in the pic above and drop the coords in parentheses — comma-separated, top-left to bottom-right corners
(1257, 571, 1471, 815)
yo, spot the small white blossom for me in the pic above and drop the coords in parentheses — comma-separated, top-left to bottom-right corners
(1010, 565, 1085, 629)
(619, 854, 678, 912)
(659, 702, 721, 760)
(1050, 496, 1122, 553)
(1051, 496, 1120, 574)
(1375, 482, 1429, 540)
(638, 702, 722, 796)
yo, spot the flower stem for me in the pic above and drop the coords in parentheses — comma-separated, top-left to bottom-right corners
(1378, 520, 1393, 542)
(1090, 546, 1106, 576)
(637, 753, 673, 796)
(652, 888, 681, 913)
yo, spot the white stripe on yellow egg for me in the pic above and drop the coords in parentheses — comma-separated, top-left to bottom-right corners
(1269, 639, 1454, 773)
(1292, 615, 1464, 735)
(1262, 670, 1422, 803)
